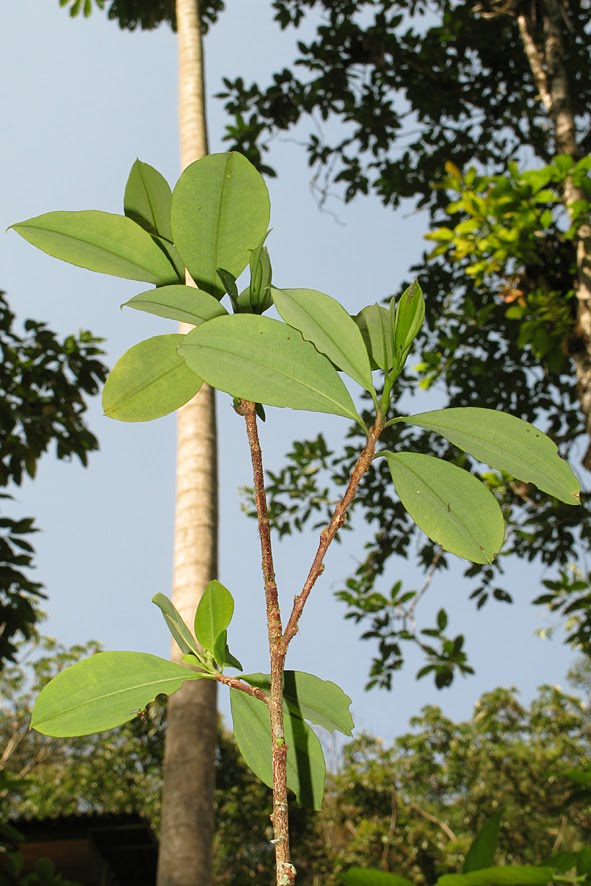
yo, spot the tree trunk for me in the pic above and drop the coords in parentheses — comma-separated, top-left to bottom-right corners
(157, 1, 218, 884)
(517, 0, 591, 466)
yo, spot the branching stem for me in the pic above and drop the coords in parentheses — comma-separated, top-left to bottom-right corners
(238, 400, 385, 885)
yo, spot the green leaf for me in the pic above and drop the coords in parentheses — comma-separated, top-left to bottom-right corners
(354, 304, 394, 371)
(194, 579, 235, 651)
(171, 152, 270, 298)
(31, 652, 202, 737)
(153, 236, 185, 281)
(123, 284, 228, 326)
(436, 867, 555, 886)
(212, 630, 243, 671)
(102, 334, 202, 422)
(152, 593, 201, 658)
(248, 237, 273, 313)
(230, 690, 326, 810)
(392, 280, 425, 370)
(340, 870, 415, 886)
(400, 408, 580, 505)
(383, 452, 504, 564)
(179, 315, 360, 422)
(124, 159, 173, 240)
(11, 210, 179, 284)
(464, 814, 501, 872)
(243, 671, 354, 735)
(272, 287, 374, 392)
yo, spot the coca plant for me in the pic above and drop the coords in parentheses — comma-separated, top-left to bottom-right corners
(10, 153, 580, 885)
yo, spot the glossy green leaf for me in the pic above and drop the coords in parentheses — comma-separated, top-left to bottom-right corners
(230, 689, 326, 810)
(11, 210, 179, 284)
(171, 152, 270, 298)
(436, 867, 555, 886)
(152, 593, 201, 658)
(179, 315, 360, 421)
(31, 652, 202, 737)
(123, 284, 227, 326)
(243, 671, 354, 735)
(194, 580, 235, 651)
(464, 814, 501, 872)
(340, 870, 415, 886)
(213, 630, 243, 671)
(392, 280, 425, 370)
(384, 452, 504, 564)
(272, 287, 374, 392)
(400, 408, 580, 505)
(124, 159, 173, 240)
(102, 334, 202, 422)
(354, 304, 394, 371)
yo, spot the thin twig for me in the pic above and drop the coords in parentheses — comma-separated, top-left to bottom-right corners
(283, 416, 384, 647)
(409, 801, 458, 842)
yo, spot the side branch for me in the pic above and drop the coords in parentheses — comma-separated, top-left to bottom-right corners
(283, 416, 384, 647)
(215, 673, 268, 704)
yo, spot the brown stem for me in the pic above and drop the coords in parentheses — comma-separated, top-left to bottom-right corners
(237, 400, 292, 882)
(214, 673, 268, 704)
(283, 416, 384, 647)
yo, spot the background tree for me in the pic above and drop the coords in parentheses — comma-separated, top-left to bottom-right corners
(4, 638, 591, 884)
(0, 290, 105, 668)
(219, 0, 591, 687)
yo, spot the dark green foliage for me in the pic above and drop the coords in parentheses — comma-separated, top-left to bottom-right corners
(0, 292, 106, 666)
(58, 0, 224, 32)
(220, 0, 590, 201)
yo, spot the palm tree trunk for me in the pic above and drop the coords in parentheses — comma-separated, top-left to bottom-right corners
(517, 0, 591, 466)
(157, 1, 218, 883)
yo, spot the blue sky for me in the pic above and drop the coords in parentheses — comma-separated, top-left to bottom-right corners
(1, 1, 578, 739)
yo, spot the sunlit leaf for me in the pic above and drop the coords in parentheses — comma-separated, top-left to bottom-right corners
(11, 210, 179, 284)
(102, 334, 202, 422)
(171, 152, 270, 297)
(31, 652, 202, 737)
(354, 304, 394, 371)
(124, 159, 173, 240)
(152, 593, 201, 658)
(384, 452, 504, 563)
(123, 284, 227, 326)
(194, 580, 235, 651)
(400, 408, 580, 505)
(179, 314, 360, 421)
(272, 287, 374, 392)
(392, 280, 425, 370)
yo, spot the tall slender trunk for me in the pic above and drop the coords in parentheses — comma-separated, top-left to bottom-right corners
(517, 0, 591, 465)
(157, 1, 218, 884)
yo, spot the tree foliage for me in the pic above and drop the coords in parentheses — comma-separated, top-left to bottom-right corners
(0, 292, 106, 667)
(57, 0, 223, 31)
(3, 639, 591, 885)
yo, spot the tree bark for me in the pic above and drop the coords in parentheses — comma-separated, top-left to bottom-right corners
(517, 0, 591, 466)
(157, 1, 218, 884)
